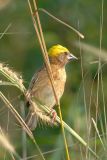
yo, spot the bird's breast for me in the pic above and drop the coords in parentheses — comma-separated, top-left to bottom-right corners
(53, 67, 66, 98)
(42, 68, 66, 107)
(29, 66, 66, 108)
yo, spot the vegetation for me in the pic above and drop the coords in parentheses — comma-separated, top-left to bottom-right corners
(0, 0, 107, 159)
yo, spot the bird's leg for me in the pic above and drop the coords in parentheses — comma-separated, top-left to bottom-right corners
(50, 109, 57, 123)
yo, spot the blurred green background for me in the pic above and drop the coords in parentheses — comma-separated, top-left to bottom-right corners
(0, 0, 107, 159)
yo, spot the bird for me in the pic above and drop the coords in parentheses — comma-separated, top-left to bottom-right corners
(25, 44, 77, 130)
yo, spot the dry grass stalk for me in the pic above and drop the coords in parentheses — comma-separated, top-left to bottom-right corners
(0, 127, 21, 159)
(27, 0, 71, 159)
(0, 63, 25, 93)
(0, 59, 99, 158)
(0, 23, 11, 39)
(75, 42, 107, 62)
(38, 8, 84, 39)
(0, 62, 45, 159)
(0, 91, 35, 143)
(0, 127, 14, 153)
(92, 118, 105, 150)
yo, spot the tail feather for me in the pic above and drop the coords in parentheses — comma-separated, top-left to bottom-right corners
(25, 109, 37, 130)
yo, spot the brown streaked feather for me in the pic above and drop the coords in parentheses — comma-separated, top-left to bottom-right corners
(27, 64, 66, 107)
(25, 52, 69, 130)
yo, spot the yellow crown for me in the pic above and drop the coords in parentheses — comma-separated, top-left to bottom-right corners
(48, 44, 69, 57)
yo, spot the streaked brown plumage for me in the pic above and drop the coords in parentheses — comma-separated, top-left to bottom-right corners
(25, 44, 77, 130)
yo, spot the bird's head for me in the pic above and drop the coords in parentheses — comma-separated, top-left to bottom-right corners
(48, 44, 77, 66)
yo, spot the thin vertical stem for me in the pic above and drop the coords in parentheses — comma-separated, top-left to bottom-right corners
(95, 0, 104, 154)
(78, 20, 88, 159)
(20, 101, 27, 159)
(27, 0, 70, 159)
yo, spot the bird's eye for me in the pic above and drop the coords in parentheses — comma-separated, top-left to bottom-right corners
(64, 52, 68, 55)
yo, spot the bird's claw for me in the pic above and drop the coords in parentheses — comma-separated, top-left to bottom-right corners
(50, 109, 57, 123)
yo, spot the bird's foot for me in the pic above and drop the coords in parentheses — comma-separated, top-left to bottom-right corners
(50, 109, 57, 124)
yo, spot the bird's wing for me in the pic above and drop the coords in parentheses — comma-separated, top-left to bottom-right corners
(27, 67, 50, 98)
(28, 69, 41, 92)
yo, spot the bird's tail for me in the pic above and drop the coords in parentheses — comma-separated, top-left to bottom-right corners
(25, 108, 37, 131)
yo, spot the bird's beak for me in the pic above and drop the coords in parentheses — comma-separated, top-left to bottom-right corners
(67, 52, 78, 61)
